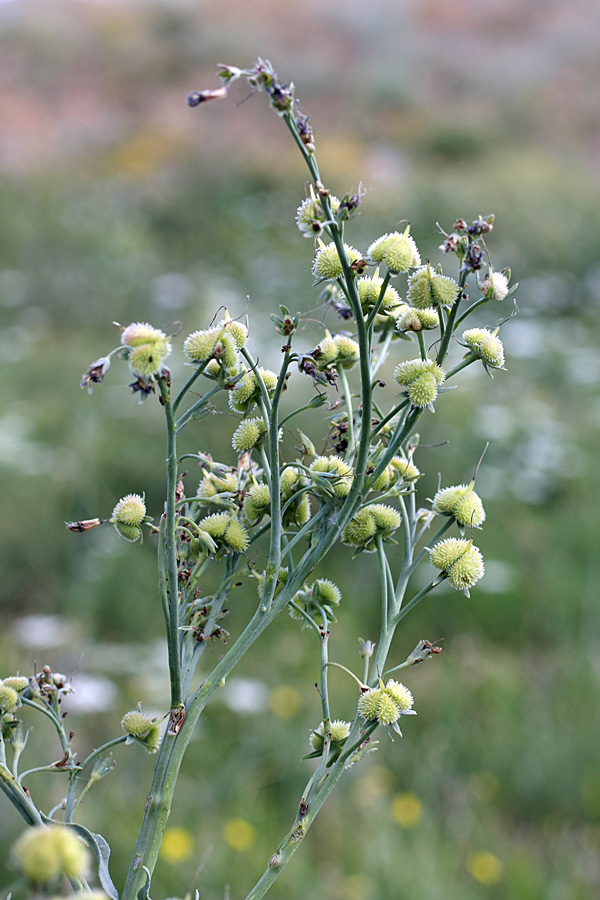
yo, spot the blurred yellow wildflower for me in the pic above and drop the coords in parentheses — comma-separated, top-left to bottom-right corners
(223, 818, 256, 852)
(467, 850, 503, 885)
(391, 792, 423, 828)
(268, 684, 302, 718)
(159, 827, 193, 863)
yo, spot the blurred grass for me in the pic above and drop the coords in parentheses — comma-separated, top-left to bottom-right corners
(2, 1, 600, 898)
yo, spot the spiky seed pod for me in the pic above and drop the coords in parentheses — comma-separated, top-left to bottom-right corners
(114, 522, 142, 543)
(371, 465, 392, 492)
(248, 483, 271, 510)
(139, 722, 161, 753)
(358, 687, 383, 720)
(309, 455, 353, 498)
(394, 358, 445, 387)
(453, 491, 486, 528)
(296, 189, 340, 236)
(121, 710, 153, 739)
(376, 691, 402, 725)
(121, 322, 167, 348)
(112, 494, 146, 526)
(198, 512, 230, 539)
(309, 719, 350, 752)
(256, 567, 289, 601)
(223, 516, 250, 552)
(204, 359, 220, 378)
(2, 676, 29, 692)
(385, 680, 414, 710)
(313, 578, 342, 608)
(482, 269, 510, 301)
(368, 504, 402, 534)
(313, 332, 339, 369)
(198, 473, 238, 499)
(333, 334, 360, 368)
(395, 306, 424, 332)
(12, 824, 89, 885)
(0, 684, 19, 712)
(312, 240, 362, 280)
(390, 457, 421, 481)
(408, 372, 439, 407)
(463, 328, 505, 368)
(183, 328, 221, 362)
(285, 492, 311, 528)
(408, 264, 459, 309)
(432, 484, 471, 514)
(216, 313, 249, 349)
(128, 340, 171, 377)
(232, 417, 266, 453)
(343, 508, 376, 546)
(367, 230, 421, 274)
(447, 545, 485, 590)
(356, 275, 401, 314)
(280, 466, 300, 496)
(430, 537, 471, 571)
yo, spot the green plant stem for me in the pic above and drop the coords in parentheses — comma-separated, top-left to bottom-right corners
(156, 374, 182, 709)
(336, 365, 355, 460)
(172, 360, 210, 414)
(445, 353, 477, 380)
(242, 719, 377, 900)
(0, 762, 44, 826)
(436, 270, 468, 364)
(175, 382, 222, 433)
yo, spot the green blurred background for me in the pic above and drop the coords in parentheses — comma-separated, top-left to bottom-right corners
(1, 0, 600, 897)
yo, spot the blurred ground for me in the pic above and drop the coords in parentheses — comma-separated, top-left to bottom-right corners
(1, 1, 600, 898)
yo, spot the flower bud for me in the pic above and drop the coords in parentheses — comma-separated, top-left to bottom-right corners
(367, 228, 421, 274)
(408, 264, 458, 309)
(112, 493, 146, 526)
(463, 328, 505, 368)
(199, 513, 249, 552)
(232, 417, 266, 453)
(312, 240, 362, 280)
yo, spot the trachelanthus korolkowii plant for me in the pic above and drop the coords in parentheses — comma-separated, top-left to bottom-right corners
(2, 59, 519, 900)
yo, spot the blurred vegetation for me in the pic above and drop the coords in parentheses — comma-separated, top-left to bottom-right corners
(1, 1, 600, 898)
